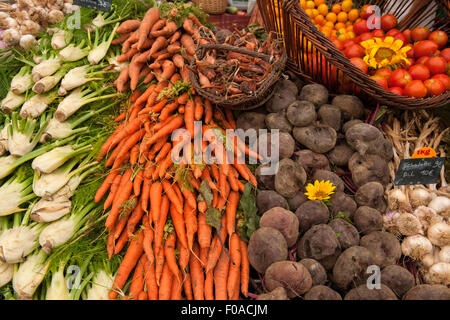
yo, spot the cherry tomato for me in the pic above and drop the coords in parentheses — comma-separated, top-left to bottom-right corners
(425, 56, 447, 75)
(344, 44, 365, 59)
(343, 39, 357, 49)
(416, 56, 430, 65)
(370, 75, 388, 89)
(393, 32, 407, 43)
(414, 40, 438, 58)
(350, 57, 368, 73)
(387, 87, 404, 95)
(431, 74, 450, 90)
(403, 29, 412, 43)
(360, 4, 375, 19)
(439, 48, 450, 62)
(381, 15, 397, 32)
(404, 80, 428, 98)
(408, 64, 430, 80)
(385, 28, 400, 37)
(412, 27, 430, 42)
(424, 78, 446, 96)
(428, 31, 448, 49)
(389, 69, 413, 88)
(353, 19, 370, 35)
(330, 37, 344, 51)
(374, 68, 392, 79)
(371, 29, 385, 38)
(359, 32, 373, 42)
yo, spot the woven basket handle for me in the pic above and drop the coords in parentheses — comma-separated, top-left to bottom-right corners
(194, 43, 273, 62)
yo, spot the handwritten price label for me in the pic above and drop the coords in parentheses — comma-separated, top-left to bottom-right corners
(394, 157, 445, 186)
(411, 147, 437, 159)
(73, 0, 111, 12)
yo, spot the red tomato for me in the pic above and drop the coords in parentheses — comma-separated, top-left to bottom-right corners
(381, 15, 397, 32)
(406, 47, 414, 59)
(403, 29, 412, 43)
(393, 32, 407, 43)
(425, 56, 447, 75)
(439, 48, 450, 62)
(404, 80, 428, 98)
(360, 4, 375, 19)
(353, 20, 370, 35)
(385, 28, 400, 37)
(359, 32, 373, 42)
(431, 74, 450, 90)
(389, 69, 413, 88)
(412, 27, 431, 42)
(408, 64, 431, 80)
(330, 37, 344, 51)
(344, 44, 365, 59)
(414, 40, 438, 58)
(350, 57, 368, 74)
(343, 39, 357, 49)
(370, 75, 388, 89)
(405, 58, 415, 69)
(424, 78, 446, 96)
(371, 29, 385, 38)
(387, 87, 404, 95)
(374, 68, 392, 79)
(428, 31, 448, 49)
(416, 56, 430, 65)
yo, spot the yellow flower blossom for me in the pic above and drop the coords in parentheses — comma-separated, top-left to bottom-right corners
(304, 180, 336, 201)
(360, 36, 411, 69)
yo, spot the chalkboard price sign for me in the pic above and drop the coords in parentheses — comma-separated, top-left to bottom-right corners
(73, 0, 111, 12)
(394, 157, 445, 186)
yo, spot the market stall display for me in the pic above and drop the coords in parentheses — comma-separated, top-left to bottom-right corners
(0, 0, 449, 301)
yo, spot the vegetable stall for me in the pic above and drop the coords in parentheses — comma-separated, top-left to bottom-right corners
(0, 0, 449, 301)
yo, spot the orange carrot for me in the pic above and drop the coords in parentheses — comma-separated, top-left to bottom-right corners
(117, 48, 138, 63)
(183, 273, 193, 300)
(180, 34, 195, 55)
(112, 32, 130, 45)
(239, 238, 249, 297)
(109, 230, 144, 300)
(137, 7, 160, 50)
(177, 239, 190, 271)
(95, 171, 118, 203)
(106, 169, 133, 230)
(117, 19, 141, 34)
(114, 112, 127, 123)
(169, 31, 181, 44)
(107, 229, 115, 259)
(164, 232, 181, 283)
(169, 203, 188, 249)
(133, 170, 143, 196)
(158, 153, 174, 179)
(213, 249, 230, 300)
(104, 174, 122, 210)
(189, 243, 204, 300)
(204, 100, 213, 124)
(183, 202, 197, 251)
(205, 270, 214, 300)
(142, 215, 154, 264)
(115, 66, 130, 92)
(138, 291, 147, 300)
(158, 101, 179, 121)
(170, 273, 183, 300)
(184, 99, 195, 139)
(135, 84, 156, 107)
(172, 54, 185, 69)
(182, 18, 195, 35)
(128, 255, 145, 300)
(198, 201, 207, 213)
(127, 204, 144, 237)
(199, 247, 209, 269)
(194, 96, 203, 120)
(180, 66, 190, 83)
(114, 229, 129, 254)
(142, 254, 158, 300)
(154, 195, 170, 254)
(155, 246, 165, 286)
(140, 178, 152, 213)
(197, 212, 211, 248)
(228, 265, 240, 300)
(149, 182, 162, 225)
(113, 196, 136, 240)
(162, 180, 184, 214)
(145, 116, 184, 147)
(224, 108, 236, 129)
(158, 262, 173, 300)
(226, 191, 239, 237)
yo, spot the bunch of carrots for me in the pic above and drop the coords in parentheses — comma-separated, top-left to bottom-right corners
(93, 5, 259, 300)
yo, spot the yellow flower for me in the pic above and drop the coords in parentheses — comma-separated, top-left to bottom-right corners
(360, 36, 411, 69)
(304, 180, 336, 201)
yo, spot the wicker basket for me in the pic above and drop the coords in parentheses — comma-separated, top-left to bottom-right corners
(190, 43, 287, 110)
(258, 0, 450, 110)
(193, 0, 228, 15)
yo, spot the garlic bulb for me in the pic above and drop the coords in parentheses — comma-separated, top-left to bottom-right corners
(19, 34, 36, 50)
(427, 222, 450, 247)
(388, 189, 411, 212)
(397, 213, 424, 236)
(439, 246, 450, 263)
(427, 262, 450, 285)
(428, 196, 450, 218)
(412, 206, 443, 231)
(409, 188, 433, 208)
(401, 235, 433, 260)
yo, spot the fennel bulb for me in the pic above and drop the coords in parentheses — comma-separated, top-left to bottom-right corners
(32, 57, 61, 82)
(0, 225, 39, 263)
(32, 145, 90, 174)
(86, 270, 114, 300)
(30, 196, 72, 223)
(0, 260, 13, 287)
(0, 176, 33, 217)
(0, 154, 19, 180)
(51, 30, 72, 50)
(7, 114, 49, 157)
(39, 217, 75, 254)
(88, 24, 118, 65)
(46, 264, 70, 300)
(59, 66, 103, 95)
(58, 41, 89, 62)
(32, 69, 65, 94)
(11, 67, 33, 95)
(40, 118, 74, 142)
(1, 91, 25, 113)
(0, 124, 9, 156)
(20, 93, 54, 119)
(13, 250, 49, 299)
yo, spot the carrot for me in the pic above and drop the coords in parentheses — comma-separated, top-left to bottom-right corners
(205, 215, 228, 273)
(140, 178, 152, 213)
(117, 47, 138, 63)
(228, 265, 240, 300)
(169, 203, 188, 249)
(106, 169, 133, 230)
(129, 60, 144, 91)
(167, 43, 180, 54)
(226, 191, 239, 237)
(135, 84, 156, 107)
(183, 273, 193, 300)
(169, 31, 181, 44)
(109, 230, 144, 300)
(183, 18, 195, 35)
(184, 99, 195, 138)
(142, 254, 158, 300)
(170, 273, 183, 300)
(239, 238, 249, 297)
(128, 255, 145, 300)
(189, 13, 203, 27)
(146, 116, 184, 147)
(213, 249, 229, 300)
(121, 31, 138, 53)
(164, 232, 181, 283)
(172, 54, 185, 69)
(104, 174, 122, 210)
(154, 195, 170, 254)
(176, 92, 189, 105)
(204, 100, 213, 124)
(111, 151, 130, 170)
(148, 36, 167, 56)
(137, 7, 160, 50)
(212, 189, 219, 209)
(142, 215, 154, 263)
(154, 142, 172, 162)
(126, 204, 144, 237)
(158, 154, 174, 180)
(189, 243, 204, 300)
(110, 118, 144, 148)
(117, 19, 141, 34)
(201, 167, 218, 192)
(198, 201, 207, 213)
(114, 112, 126, 123)
(180, 66, 190, 83)
(112, 32, 130, 45)
(130, 145, 140, 165)
(113, 196, 136, 240)
(155, 246, 165, 286)
(158, 263, 173, 300)
(157, 60, 176, 82)
(153, 20, 177, 37)
(97, 124, 124, 160)
(162, 179, 184, 214)
(177, 239, 190, 271)
(193, 96, 203, 121)
(95, 171, 118, 202)
(115, 66, 130, 92)
(107, 229, 115, 259)
(181, 202, 197, 252)
(227, 233, 241, 299)
(199, 247, 209, 269)
(138, 291, 147, 300)
(114, 228, 129, 254)
(224, 108, 236, 129)
(205, 270, 214, 300)
(150, 18, 166, 34)
(148, 182, 162, 225)
(159, 101, 179, 121)
(197, 212, 211, 248)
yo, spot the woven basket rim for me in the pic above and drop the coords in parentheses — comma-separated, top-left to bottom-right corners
(189, 41, 287, 109)
(268, 0, 450, 110)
